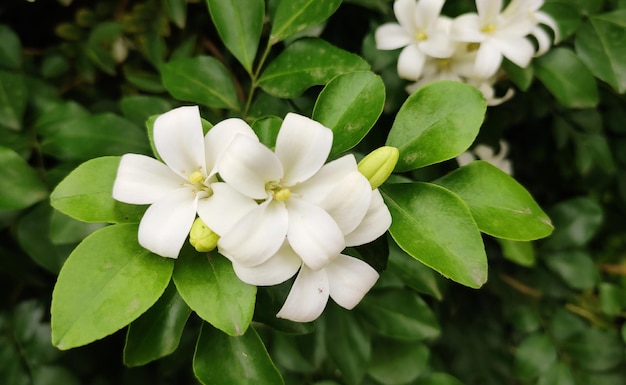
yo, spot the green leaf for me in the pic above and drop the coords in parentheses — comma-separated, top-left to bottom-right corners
(270, 0, 342, 43)
(0, 146, 47, 210)
(50, 156, 147, 224)
(51, 224, 174, 350)
(119, 95, 172, 127)
(358, 288, 440, 340)
(161, 56, 240, 110)
(414, 373, 464, 385)
(502, 59, 533, 91)
(0, 25, 22, 70)
(48, 210, 104, 244)
(368, 339, 429, 385)
(193, 324, 284, 385)
(537, 362, 575, 385)
(312, 71, 385, 157)
(541, 2, 582, 41)
(543, 197, 603, 250)
(325, 305, 370, 385)
(543, 250, 599, 290)
(173, 250, 256, 336)
(562, 328, 624, 371)
(258, 38, 370, 98)
(514, 333, 557, 381)
(498, 239, 536, 267)
(434, 161, 554, 241)
(387, 238, 444, 300)
(0, 70, 27, 131)
(386, 81, 486, 171)
(252, 116, 282, 149)
(165, 0, 187, 28)
(206, 0, 264, 73)
(34, 101, 89, 138)
(534, 47, 598, 108)
(124, 282, 191, 366)
(381, 182, 487, 288)
(575, 10, 626, 94)
(124, 69, 165, 93)
(40, 113, 150, 160)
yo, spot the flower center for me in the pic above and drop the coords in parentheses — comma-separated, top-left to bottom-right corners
(188, 170, 204, 185)
(437, 58, 450, 70)
(466, 42, 480, 52)
(187, 170, 213, 198)
(415, 31, 428, 41)
(481, 24, 496, 34)
(266, 181, 292, 202)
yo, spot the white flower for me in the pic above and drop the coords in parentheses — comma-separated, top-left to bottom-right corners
(502, 0, 559, 56)
(451, 0, 538, 78)
(202, 114, 375, 272)
(231, 188, 391, 322)
(457, 140, 513, 174)
(112, 106, 257, 258)
(466, 76, 515, 106)
(406, 43, 477, 92)
(375, 0, 456, 80)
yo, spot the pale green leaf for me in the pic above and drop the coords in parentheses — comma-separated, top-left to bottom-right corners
(270, 0, 342, 43)
(0, 146, 48, 210)
(0, 70, 27, 131)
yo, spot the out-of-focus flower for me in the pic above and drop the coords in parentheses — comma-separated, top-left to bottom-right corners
(375, 0, 456, 80)
(406, 43, 477, 92)
(457, 140, 513, 174)
(112, 106, 256, 258)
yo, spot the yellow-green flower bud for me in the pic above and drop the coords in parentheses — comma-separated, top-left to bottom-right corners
(189, 218, 219, 252)
(358, 146, 399, 189)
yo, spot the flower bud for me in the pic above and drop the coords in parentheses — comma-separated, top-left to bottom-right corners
(358, 146, 399, 189)
(189, 218, 219, 252)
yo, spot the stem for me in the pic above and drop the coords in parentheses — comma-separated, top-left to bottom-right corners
(243, 40, 273, 119)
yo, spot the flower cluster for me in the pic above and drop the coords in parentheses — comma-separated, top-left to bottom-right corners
(375, 0, 558, 105)
(112, 106, 393, 322)
(457, 140, 513, 174)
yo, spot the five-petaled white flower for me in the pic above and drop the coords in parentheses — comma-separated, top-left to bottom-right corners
(112, 106, 256, 258)
(375, 0, 456, 81)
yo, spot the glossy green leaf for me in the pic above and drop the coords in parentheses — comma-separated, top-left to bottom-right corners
(498, 239, 536, 267)
(119, 95, 172, 127)
(124, 69, 165, 93)
(0, 25, 22, 70)
(541, 2, 581, 41)
(368, 339, 429, 385)
(51, 224, 174, 350)
(543, 197, 603, 250)
(502, 59, 533, 91)
(50, 156, 147, 224)
(537, 361, 574, 385)
(434, 161, 553, 240)
(193, 324, 284, 385)
(387, 239, 444, 300)
(173, 250, 256, 336)
(386, 81, 486, 171)
(206, 0, 264, 73)
(48, 210, 104, 244)
(258, 38, 370, 98)
(382, 182, 487, 288)
(270, 0, 342, 43)
(161, 56, 240, 110)
(312, 71, 385, 157)
(562, 328, 624, 371)
(165, 0, 187, 28)
(34, 101, 89, 137)
(543, 250, 599, 290)
(535, 47, 598, 108)
(514, 333, 557, 381)
(359, 288, 440, 340)
(40, 113, 150, 160)
(325, 305, 370, 385)
(0, 147, 47, 210)
(252, 116, 282, 148)
(124, 282, 191, 366)
(0, 70, 27, 131)
(575, 10, 626, 94)
(253, 285, 315, 335)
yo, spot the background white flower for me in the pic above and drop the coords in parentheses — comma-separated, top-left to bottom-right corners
(457, 140, 513, 174)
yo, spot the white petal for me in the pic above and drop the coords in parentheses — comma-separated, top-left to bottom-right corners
(473, 40, 503, 78)
(294, 154, 357, 205)
(456, 151, 476, 167)
(536, 11, 560, 42)
(232, 242, 301, 286)
(287, 198, 345, 271)
(492, 35, 534, 68)
(450, 14, 484, 42)
(394, 0, 417, 33)
(274, 113, 332, 186)
(276, 266, 329, 322)
(530, 26, 551, 56)
(153, 106, 206, 179)
(415, 0, 445, 30)
(219, 134, 283, 199)
(196, 182, 258, 236)
(327, 254, 379, 310)
(474, 144, 496, 160)
(476, 0, 502, 25)
(344, 189, 392, 246)
(397, 44, 426, 80)
(204, 118, 258, 176)
(112, 153, 183, 204)
(375, 23, 413, 50)
(419, 32, 456, 58)
(218, 200, 288, 266)
(137, 187, 197, 258)
(317, 171, 372, 235)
